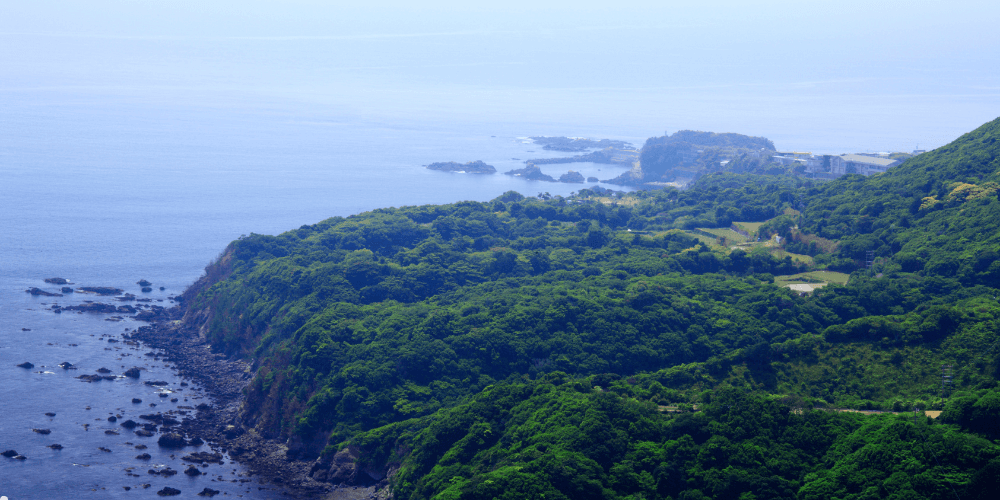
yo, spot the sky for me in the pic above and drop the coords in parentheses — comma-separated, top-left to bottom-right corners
(2, 0, 999, 152)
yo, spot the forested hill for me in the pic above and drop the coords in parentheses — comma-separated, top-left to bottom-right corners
(179, 117, 1000, 499)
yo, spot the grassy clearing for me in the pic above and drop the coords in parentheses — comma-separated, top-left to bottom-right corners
(590, 196, 642, 207)
(733, 221, 765, 235)
(696, 227, 750, 244)
(775, 271, 850, 287)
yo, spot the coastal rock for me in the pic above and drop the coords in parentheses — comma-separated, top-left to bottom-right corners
(14, 454, 27, 460)
(197, 487, 221, 497)
(97, 367, 112, 373)
(45, 412, 56, 417)
(157, 432, 187, 448)
(136, 453, 151, 460)
(529, 136, 632, 152)
(132, 398, 143, 404)
(33, 428, 52, 435)
(61, 302, 117, 313)
(44, 278, 70, 285)
(426, 160, 496, 174)
(587, 176, 599, 182)
(26, 287, 62, 297)
(107, 416, 117, 422)
(182, 451, 223, 464)
(120, 419, 139, 429)
(17, 362, 34, 369)
(61, 287, 74, 293)
(142, 287, 153, 293)
(135, 429, 154, 437)
(124, 367, 142, 378)
(156, 486, 181, 496)
(98, 447, 112, 452)
(503, 163, 556, 182)
(137, 279, 152, 287)
(2, 449, 19, 458)
(58, 362, 74, 369)
(311, 446, 381, 484)
(76, 286, 124, 295)
(558, 170, 585, 183)
(184, 465, 203, 476)
(188, 436, 204, 446)
(47, 444, 63, 450)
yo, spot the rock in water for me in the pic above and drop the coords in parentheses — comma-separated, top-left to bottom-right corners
(132, 398, 143, 404)
(426, 160, 497, 174)
(2, 449, 19, 458)
(156, 487, 181, 496)
(197, 488, 220, 497)
(136, 453, 151, 460)
(32, 428, 52, 435)
(44, 277, 69, 284)
(48, 444, 63, 450)
(120, 419, 138, 429)
(157, 433, 187, 448)
(184, 465, 202, 476)
(124, 367, 141, 378)
(137, 279, 152, 287)
(17, 362, 34, 369)
(558, 170, 585, 183)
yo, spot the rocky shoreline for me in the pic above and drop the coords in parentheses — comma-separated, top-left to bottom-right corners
(129, 307, 392, 500)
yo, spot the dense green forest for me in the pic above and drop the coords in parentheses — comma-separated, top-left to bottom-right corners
(181, 117, 1000, 499)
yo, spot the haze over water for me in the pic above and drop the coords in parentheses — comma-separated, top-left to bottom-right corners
(1, 1, 999, 497)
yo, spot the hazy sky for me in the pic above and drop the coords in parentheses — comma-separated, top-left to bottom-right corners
(3, 1, 999, 151)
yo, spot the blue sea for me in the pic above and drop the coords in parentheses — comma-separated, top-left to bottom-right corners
(2, 8, 999, 496)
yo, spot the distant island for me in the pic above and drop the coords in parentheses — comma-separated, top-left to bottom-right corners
(529, 136, 632, 152)
(426, 160, 496, 174)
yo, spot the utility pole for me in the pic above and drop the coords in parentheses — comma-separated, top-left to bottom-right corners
(941, 364, 953, 397)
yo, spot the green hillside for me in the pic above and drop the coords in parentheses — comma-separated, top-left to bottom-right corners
(179, 117, 1000, 499)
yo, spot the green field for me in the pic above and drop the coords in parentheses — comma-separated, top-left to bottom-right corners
(775, 270, 850, 286)
(733, 221, 764, 236)
(695, 227, 750, 243)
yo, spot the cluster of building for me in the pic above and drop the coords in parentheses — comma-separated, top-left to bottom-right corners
(770, 150, 925, 177)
